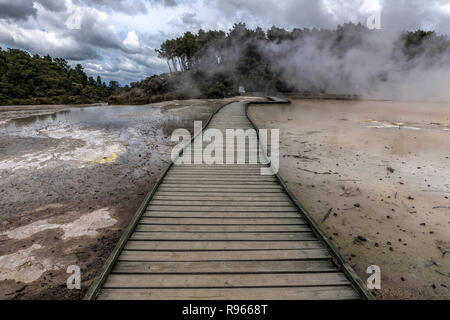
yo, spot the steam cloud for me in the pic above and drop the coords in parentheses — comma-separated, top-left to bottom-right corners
(262, 27, 450, 101)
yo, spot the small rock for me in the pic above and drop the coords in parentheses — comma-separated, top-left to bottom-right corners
(356, 235, 367, 242)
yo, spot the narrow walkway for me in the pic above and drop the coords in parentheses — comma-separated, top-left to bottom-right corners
(87, 101, 366, 300)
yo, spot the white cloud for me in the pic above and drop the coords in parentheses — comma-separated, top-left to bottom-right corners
(122, 30, 141, 53)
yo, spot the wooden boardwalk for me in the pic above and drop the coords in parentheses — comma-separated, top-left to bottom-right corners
(85, 100, 372, 300)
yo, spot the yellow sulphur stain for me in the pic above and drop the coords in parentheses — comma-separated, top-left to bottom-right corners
(89, 152, 119, 164)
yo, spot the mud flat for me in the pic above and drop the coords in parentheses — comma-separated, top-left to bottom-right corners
(249, 99, 450, 300)
(0, 99, 225, 299)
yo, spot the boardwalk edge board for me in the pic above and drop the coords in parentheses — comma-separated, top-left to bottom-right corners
(85, 97, 373, 300)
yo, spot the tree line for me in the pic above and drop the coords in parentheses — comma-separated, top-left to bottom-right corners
(0, 48, 118, 105)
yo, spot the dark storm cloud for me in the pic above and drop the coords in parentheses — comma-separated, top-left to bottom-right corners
(0, 0, 67, 20)
(0, 0, 36, 20)
(74, 0, 182, 15)
(74, 0, 149, 15)
(37, 0, 67, 12)
(178, 12, 201, 29)
(149, 0, 180, 7)
(211, 0, 334, 29)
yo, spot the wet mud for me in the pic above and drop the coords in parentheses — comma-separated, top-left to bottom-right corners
(0, 99, 225, 299)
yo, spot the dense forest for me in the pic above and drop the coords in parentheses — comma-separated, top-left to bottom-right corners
(1, 23, 449, 105)
(0, 48, 114, 105)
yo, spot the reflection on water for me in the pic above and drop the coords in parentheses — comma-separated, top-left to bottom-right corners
(9, 110, 70, 126)
(1, 105, 205, 139)
(0, 104, 212, 167)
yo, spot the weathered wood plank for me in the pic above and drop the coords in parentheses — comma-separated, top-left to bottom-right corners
(163, 177, 277, 182)
(153, 195, 290, 201)
(166, 173, 267, 177)
(155, 192, 287, 197)
(98, 286, 359, 300)
(169, 170, 263, 174)
(134, 224, 310, 233)
(139, 217, 306, 225)
(149, 200, 294, 207)
(112, 260, 334, 274)
(143, 211, 302, 218)
(130, 232, 316, 241)
(147, 206, 299, 212)
(157, 187, 283, 192)
(103, 272, 347, 288)
(161, 182, 280, 186)
(169, 165, 268, 169)
(124, 240, 322, 251)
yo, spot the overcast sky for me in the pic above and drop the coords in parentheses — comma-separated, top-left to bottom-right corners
(1, 0, 450, 84)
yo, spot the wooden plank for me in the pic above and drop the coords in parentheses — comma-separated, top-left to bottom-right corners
(112, 260, 334, 274)
(134, 224, 310, 233)
(169, 169, 263, 173)
(163, 177, 277, 182)
(157, 187, 283, 192)
(143, 211, 301, 218)
(161, 182, 280, 186)
(169, 171, 264, 175)
(103, 272, 347, 288)
(118, 249, 330, 262)
(139, 217, 306, 225)
(176, 165, 266, 168)
(153, 196, 289, 201)
(124, 240, 323, 251)
(98, 286, 359, 300)
(149, 201, 294, 207)
(147, 206, 299, 212)
(166, 172, 266, 176)
(130, 232, 316, 241)
(155, 192, 287, 197)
